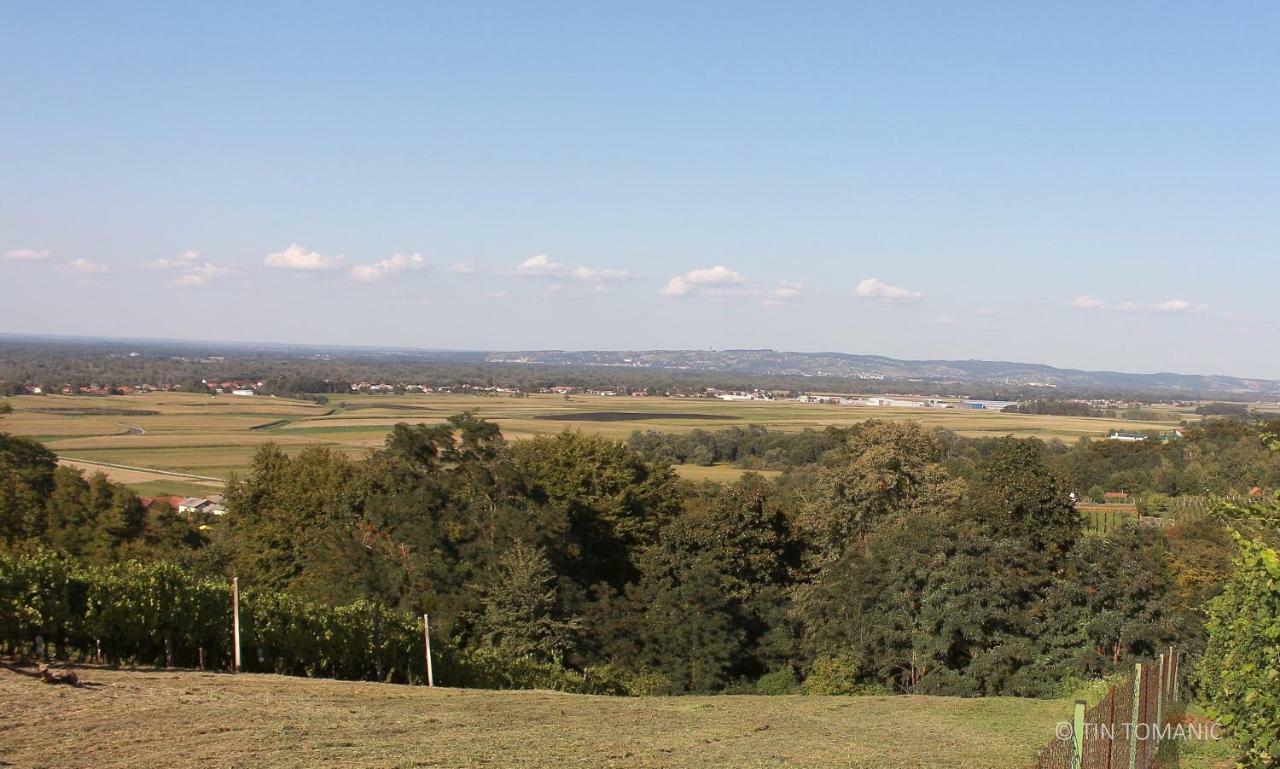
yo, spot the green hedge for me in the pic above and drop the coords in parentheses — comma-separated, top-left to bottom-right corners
(1199, 535, 1280, 769)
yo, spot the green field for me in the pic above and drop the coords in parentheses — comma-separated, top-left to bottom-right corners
(1, 392, 1191, 494)
(0, 666, 1073, 768)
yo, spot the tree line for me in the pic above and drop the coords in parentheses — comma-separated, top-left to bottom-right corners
(625, 417, 1280, 500)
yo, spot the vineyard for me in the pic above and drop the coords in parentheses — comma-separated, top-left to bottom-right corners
(0, 549, 633, 694)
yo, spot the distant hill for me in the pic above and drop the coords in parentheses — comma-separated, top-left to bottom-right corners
(484, 349, 1280, 397)
(3, 334, 1277, 399)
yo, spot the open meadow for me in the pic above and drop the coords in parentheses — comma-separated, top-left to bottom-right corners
(0, 665, 1072, 769)
(1, 392, 1191, 493)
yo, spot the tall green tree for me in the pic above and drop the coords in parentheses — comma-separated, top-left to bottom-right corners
(795, 420, 963, 566)
(225, 444, 368, 596)
(514, 431, 681, 590)
(475, 541, 576, 662)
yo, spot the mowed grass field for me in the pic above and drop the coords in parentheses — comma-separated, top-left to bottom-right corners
(1, 392, 1191, 493)
(0, 666, 1072, 769)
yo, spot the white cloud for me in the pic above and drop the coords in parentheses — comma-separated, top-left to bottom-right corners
(147, 250, 228, 286)
(661, 267, 801, 306)
(659, 278, 691, 297)
(854, 277, 924, 302)
(173, 262, 230, 287)
(265, 244, 344, 271)
(149, 249, 203, 270)
(1072, 295, 1107, 310)
(761, 281, 806, 306)
(569, 266, 632, 283)
(448, 261, 476, 274)
(1151, 299, 1208, 313)
(61, 258, 110, 275)
(513, 254, 634, 287)
(515, 254, 562, 276)
(4, 248, 50, 261)
(1072, 296, 1208, 313)
(350, 252, 427, 283)
(660, 265, 746, 297)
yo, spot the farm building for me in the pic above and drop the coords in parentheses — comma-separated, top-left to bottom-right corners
(961, 400, 1018, 410)
(177, 497, 227, 516)
(1107, 430, 1148, 442)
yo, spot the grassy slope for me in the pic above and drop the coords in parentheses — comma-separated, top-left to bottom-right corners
(0, 666, 1071, 769)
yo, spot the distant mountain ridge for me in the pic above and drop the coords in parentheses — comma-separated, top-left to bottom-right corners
(484, 349, 1280, 397)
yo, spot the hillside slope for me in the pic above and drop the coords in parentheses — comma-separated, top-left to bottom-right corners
(0, 666, 1068, 768)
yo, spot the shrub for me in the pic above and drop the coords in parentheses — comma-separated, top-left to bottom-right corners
(756, 668, 799, 695)
(802, 651, 882, 695)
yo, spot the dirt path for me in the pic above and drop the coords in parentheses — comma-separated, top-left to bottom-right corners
(58, 458, 224, 488)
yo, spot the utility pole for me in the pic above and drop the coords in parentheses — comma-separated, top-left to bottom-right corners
(423, 613, 435, 687)
(232, 576, 242, 672)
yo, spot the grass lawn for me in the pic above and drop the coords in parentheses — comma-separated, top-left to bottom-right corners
(1178, 737, 1238, 769)
(673, 463, 782, 483)
(0, 666, 1072, 769)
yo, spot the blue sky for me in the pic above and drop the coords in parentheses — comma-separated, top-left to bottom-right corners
(2, 3, 1278, 377)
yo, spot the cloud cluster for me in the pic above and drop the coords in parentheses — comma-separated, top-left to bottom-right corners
(659, 266, 805, 306)
(854, 277, 923, 302)
(350, 252, 427, 283)
(514, 254, 633, 285)
(266, 244, 345, 271)
(148, 249, 202, 270)
(148, 250, 230, 287)
(173, 262, 230, 287)
(761, 281, 806, 306)
(61, 258, 110, 275)
(660, 265, 746, 297)
(4, 248, 50, 261)
(1072, 296, 1208, 313)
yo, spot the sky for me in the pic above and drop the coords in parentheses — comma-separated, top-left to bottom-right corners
(2, 2, 1279, 378)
